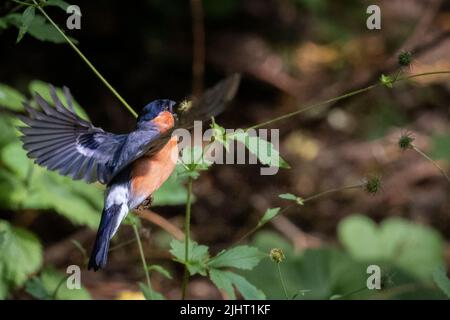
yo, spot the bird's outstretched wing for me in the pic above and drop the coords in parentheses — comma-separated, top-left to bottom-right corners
(19, 86, 160, 185)
(176, 73, 241, 129)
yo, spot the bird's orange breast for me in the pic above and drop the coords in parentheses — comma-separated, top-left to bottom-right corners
(131, 136, 178, 200)
(151, 111, 175, 133)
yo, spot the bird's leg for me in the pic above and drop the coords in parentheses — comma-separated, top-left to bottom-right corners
(136, 194, 154, 211)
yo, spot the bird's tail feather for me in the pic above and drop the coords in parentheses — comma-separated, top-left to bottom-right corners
(88, 204, 123, 271)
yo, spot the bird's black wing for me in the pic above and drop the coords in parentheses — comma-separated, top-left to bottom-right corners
(141, 73, 241, 159)
(19, 86, 160, 185)
(176, 73, 241, 129)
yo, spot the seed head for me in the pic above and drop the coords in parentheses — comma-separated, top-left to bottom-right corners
(398, 51, 412, 67)
(270, 248, 285, 263)
(363, 176, 381, 195)
(398, 132, 414, 150)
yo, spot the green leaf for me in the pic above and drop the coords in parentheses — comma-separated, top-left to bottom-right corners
(0, 17, 8, 30)
(210, 120, 230, 150)
(0, 141, 102, 228)
(0, 84, 26, 111)
(208, 246, 266, 270)
(380, 74, 393, 88)
(225, 271, 266, 300)
(0, 115, 21, 147)
(0, 142, 31, 180)
(148, 265, 172, 279)
(242, 231, 370, 299)
(17, 6, 35, 43)
(25, 277, 52, 300)
(170, 239, 210, 276)
(45, 0, 71, 11)
(178, 146, 212, 179)
(28, 80, 88, 120)
(279, 193, 304, 205)
(279, 193, 297, 201)
(432, 266, 450, 298)
(209, 269, 265, 300)
(36, 268, 91, 300)
(6, 13, 77, 44)
(152, 171, 187, 206)
(209, 268, 236, 299)
(0, 231, 6, 249)
(232, 131, 290, 169)
(0, 220, 43, 299)
(257, 207, 280, 228)
(338, 215, 444, 279)
(139, 282, 165, 300)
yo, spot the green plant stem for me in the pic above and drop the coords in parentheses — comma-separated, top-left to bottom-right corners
(132, 224, 151, 289)
(31, 0, 138, 118)
(277, 263, 289, 299)
(181, 177, 194, 300)
(11, 0, 32, 6)
(109, 238, 137, 252)
(302, 183, 364, 203)
(243, 71, 450, 131)
(52, 275, 69, 300)
(412, 144, 450, 183)
(233, 206, 291, 245)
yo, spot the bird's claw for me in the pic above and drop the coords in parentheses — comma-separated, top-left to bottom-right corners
(136, 195, 153, 211)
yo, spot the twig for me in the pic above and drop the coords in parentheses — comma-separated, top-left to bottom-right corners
(136, 209, 184, 240)
(412, 144, 450, 183)
(277, 263, 289, 299)
(242, 71, 450, 131)
(132, 224, 151, 289)
(302, 183, 363, 202)
(31, 0, 138, 118)
(181, 177, 194, 300)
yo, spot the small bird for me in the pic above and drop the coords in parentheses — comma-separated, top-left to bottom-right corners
(18, 74, 240, 271)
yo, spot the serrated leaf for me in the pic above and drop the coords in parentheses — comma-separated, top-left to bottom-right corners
(17, 6, 35, 43)
(225, 271, 266, 300)
(209, 269, 265, 300)
(257, 207, 280, 228)
(208, 246, 266, 270)
(209, 268, 236, 299)
(170, 239, 209, 276)
(139, 282, 165, 300)
(0, 220, 43, 299)
(232, 131, 290, 169)
(432, 266, 450, 298)
(6, 13, 77, 44)
(148, 265, 172, 279)
(0, 84, 26, 111)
